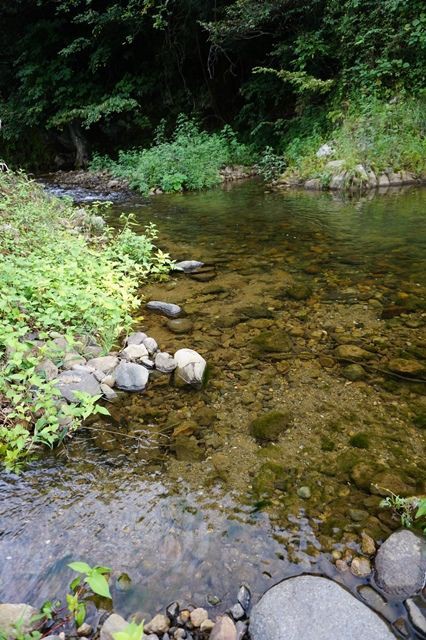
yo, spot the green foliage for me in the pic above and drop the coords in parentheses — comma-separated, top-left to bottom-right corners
(113, 622, 145, 640)
(68, 561, 112, 600)
(380, 492, 426, 536)
(91, 117, 254, 195)
(0, 172, 172, 469)
(255, 146, 286, 182)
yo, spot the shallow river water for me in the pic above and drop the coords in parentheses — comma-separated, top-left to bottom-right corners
(1, 180, 425, 634)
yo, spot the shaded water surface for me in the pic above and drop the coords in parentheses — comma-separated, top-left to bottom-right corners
(1, 181, 425, 634)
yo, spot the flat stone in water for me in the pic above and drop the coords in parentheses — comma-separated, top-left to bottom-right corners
(167, 318, 193, 334)
(114, 362, 149, 392)
(249, 576, 396, 640)
(375, 530, 426, 598)
(147, 300, 182, 317)
(174, 260, 205, 272)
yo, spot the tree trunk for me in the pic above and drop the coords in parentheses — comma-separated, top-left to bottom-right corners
(68, 121, 88, 169)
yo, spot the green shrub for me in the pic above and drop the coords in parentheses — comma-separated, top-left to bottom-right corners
(91, 116, 255, 194)
(0, 172, 172, 470)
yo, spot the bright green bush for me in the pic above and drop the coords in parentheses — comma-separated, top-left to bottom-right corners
(0, 172, 173, 470)
(91, 116, 255, 194)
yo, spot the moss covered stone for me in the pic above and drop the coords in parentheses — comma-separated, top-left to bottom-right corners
(251, 331, 292, 355)
(249, 410, 292, 443)
(349, 432, 370, 449)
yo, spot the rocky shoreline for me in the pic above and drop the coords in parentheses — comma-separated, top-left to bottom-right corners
(1, 529, 425, 639)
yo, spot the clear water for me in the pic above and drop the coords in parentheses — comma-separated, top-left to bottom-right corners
(1, 181, 425, 635)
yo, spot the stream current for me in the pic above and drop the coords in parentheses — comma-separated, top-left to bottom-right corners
(1, 180, 425, 633)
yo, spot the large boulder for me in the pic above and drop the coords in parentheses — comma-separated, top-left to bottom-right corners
(375, 530, 426, 598)
(55, 370, 101, 402)
(114, 362, 149, 391)
(0, 603, 38, 639)
(174, 348, 206, 387)
(249, 576, 396, 640)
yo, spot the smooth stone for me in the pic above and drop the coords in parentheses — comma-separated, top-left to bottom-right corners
(120, 344, 149, 361)
(114, 362, 149, 392)
(189, 608, 208, 627)
(143, 337, 158, 355)
(147, 301, 182, 318)
(145, 614, 170, 635)
(343, 364, 366, 381)
(36, 358, 59, 381)
(335, 345, 374, 361)
(388, 358, 425, 378)
(351, 556, 372, 577)
(86, 355, 119, 373)
(230, 603, 245, 620)
(126, 332, 147, 346)
(100, 383, 118, 401)
(249, 576, 395, 640)
(167, 318, 193, 334)
(174, 348, 206, 387)
(174, 260, 205, 273)
(375, 530, 426, 598)
(100, 614, 127, 640)
(405, 598, 426, 635)
(0, 603, 38, 638)
(55, 370, 101, 403)
(155, 352, 177, 373)
(237, 584, 251, 612)
(210, 616, 237, 640)
(361, 532, 376, 555)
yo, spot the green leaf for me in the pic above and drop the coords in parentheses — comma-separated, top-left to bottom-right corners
(85, 573, 112, 599)
(68, 561, 92, 574)
(416, 499, 426, 519)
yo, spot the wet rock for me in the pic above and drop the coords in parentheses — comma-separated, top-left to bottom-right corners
(174, 260, 205, 273)
(239, 304, 274, 320)
(284, 283, 313, 301)
(304, 178, 321, 190)
(250, 411, 292, 443)
(358, 586, 392, 620)
(351, 556, 372, 577)
(167, 318, 194, 334)
(147, 301, 182, 318)
(350, 462, 378, 491)
(100, 383, 118, 401)
(100, 614, 128, 640)
(145, 614, 170, 635)
(335, 345, 374, 362)
(0, 603, 38, 638)
(361, 532, 376, 555)
(143, 337, 158, 355)
(329, 173, 347, 190)
(114, 362, 149, 392)
(120, 344, 149, 361)
(375, 530, 426, 598)
(56, 370, 101, 403)
(155, 352, 177, 373)
(370, 472, 414, 497)
(86, 355, 119, 373)
(189, 270, 216, 282)
(349, 509, 368, 522)
(230, 603, 245, 620)
(343, 364, 366, 381)
(126, 332, 147, 346)
(388, 358, 425, 378)
(251, 330, 292, 355)
(249, 575, 395, 640)
(189, 608, 208, 627)
(174, 348, 206, 387)
(210, 616, 237, 640)
(297, 486, 311, 499)
(237, 584, 251, 612)
(405, 598, 426, 635)
(36, 358, 59, 381)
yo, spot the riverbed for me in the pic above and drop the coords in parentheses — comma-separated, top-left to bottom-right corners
(1, 180, 425, 632)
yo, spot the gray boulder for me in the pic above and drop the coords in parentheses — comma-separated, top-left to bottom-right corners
(120, 344, 149, 361)
(146, 300, 182, 317)
(0, 603, 38, 639)
(155, 352, 177, 373)
(375, 530, 426, 598)
(250, 575, 396, 640)
(174, 260, 205, 273)
(55, 370, 101, 403)
(114, 362, 149, 391)
(143, 336, 158, 355)
(35, 358, 59, 381)
(125, 331, 147, 346)
(174, 348, 206, 387)
(86, 355, 119, 373)
(100, 614, 128, 640)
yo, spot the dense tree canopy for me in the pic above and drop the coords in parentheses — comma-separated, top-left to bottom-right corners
(0, 0, 425, 167)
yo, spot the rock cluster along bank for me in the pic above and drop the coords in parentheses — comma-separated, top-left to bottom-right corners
(2, 530, 425, 639)
(40, 300, 207, 414)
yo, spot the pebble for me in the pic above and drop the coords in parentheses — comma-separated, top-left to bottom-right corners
(145, 613, 170, 634)
(189, 608, 208, 627)
(210, 616, 237, 640)
(77, 623, 93, 636)
(405, 598, 426, 635)
(350, 556, 371, 577)
(297, 486, 311, 499)
(361, 532, 376, 555)
(200, 619, 215, 632)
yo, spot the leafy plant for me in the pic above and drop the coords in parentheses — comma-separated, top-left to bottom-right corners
(379, 491, 426, 535)
(66, 561, 112, 627)
(256, 146, 286, 181)
(113, 621, 145, 640)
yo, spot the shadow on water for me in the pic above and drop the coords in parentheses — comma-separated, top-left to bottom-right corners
(1, 180, 425, 634)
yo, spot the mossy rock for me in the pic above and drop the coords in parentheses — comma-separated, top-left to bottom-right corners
(249, 410, 292, 443)
(321, 436, 336, 452)
(252, 462, 287, 496)
(251, 331, 292, 355)
(277, 283, 313, 301)
(349, 432, 370, 449)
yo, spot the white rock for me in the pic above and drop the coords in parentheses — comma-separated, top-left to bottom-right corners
(120, 344, 149, 361)
(174, 348, 206, 387)
(143, 337, 158, 355)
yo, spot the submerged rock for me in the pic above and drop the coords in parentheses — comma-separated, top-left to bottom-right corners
(114, 362, 149, 391)
(249, 411, 292, 443)
(249, 576, 395, 640)
(388, 358, 425, 378)
(55, 370, 101, 402)
(375, 530, 426, 598)
(334, 344, 374, 361)
(146, 300, 182, 317)
(174, 260, 205, 273)
(167, 318, 193, 334)
(0, 603, 38, 639)
(174, 348, 206, 387)
(342, 363, 366, 381)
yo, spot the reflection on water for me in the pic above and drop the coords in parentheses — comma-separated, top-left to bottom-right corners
(0, 182, 425, 631)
